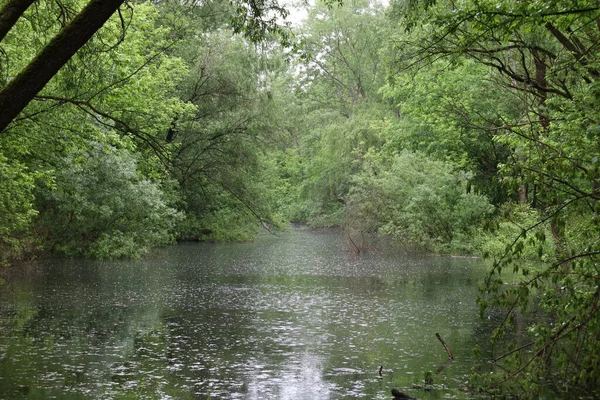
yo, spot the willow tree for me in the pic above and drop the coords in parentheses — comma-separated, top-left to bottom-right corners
(284, 0, 395, 226)
(166, 28, 289, 241)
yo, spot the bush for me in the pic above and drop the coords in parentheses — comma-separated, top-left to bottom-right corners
(346, 149, 494, 253)
(36, 142, 182, 259)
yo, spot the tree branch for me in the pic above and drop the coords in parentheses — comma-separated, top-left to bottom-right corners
(0, 0, 126, 133)
(0, 0, 35, 44)
(34, 95, 172, 170)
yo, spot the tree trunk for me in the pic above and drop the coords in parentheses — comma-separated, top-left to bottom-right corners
(0, 0, 125, 133)
(0, 0, 35, 43)
(519, 183, 527, 203)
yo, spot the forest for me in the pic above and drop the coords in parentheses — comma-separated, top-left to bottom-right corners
(0, 0, 599, 397)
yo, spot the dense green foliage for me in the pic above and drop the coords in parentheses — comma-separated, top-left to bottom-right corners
(35, 141, 183, 258)
(386, 0, 600, 397)
(0, 0, 289, 259)
(346, 149, 493, 253)
(1, 0, 600, 397)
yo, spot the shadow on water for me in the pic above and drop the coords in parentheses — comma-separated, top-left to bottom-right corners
(0, 228, 496, 399)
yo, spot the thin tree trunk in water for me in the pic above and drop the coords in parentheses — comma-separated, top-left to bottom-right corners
(436, 333, 454, 360)
(0, 0, 125, 133)
(0, 0, 35, 43)
(346, 233, 361, 254)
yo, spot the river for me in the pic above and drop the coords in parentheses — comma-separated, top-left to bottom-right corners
(0, 227, 495, 399)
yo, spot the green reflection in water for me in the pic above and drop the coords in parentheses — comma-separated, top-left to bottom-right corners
(0, 228, 494, 399)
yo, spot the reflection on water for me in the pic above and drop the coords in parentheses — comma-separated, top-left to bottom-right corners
(0, 228, 493, 399)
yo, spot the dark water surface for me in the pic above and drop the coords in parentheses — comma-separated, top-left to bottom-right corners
(0, 228, 494, 399)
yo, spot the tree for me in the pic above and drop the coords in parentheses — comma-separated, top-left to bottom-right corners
(0, 1, 191, 259)
(296, 0, 388, 117)
(388, 0, 600, 396)
(0, 153, 38, 264)
(380, 58, 514, 205)
(281, 0, 394, 225)
(167, 28, 288, 240)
